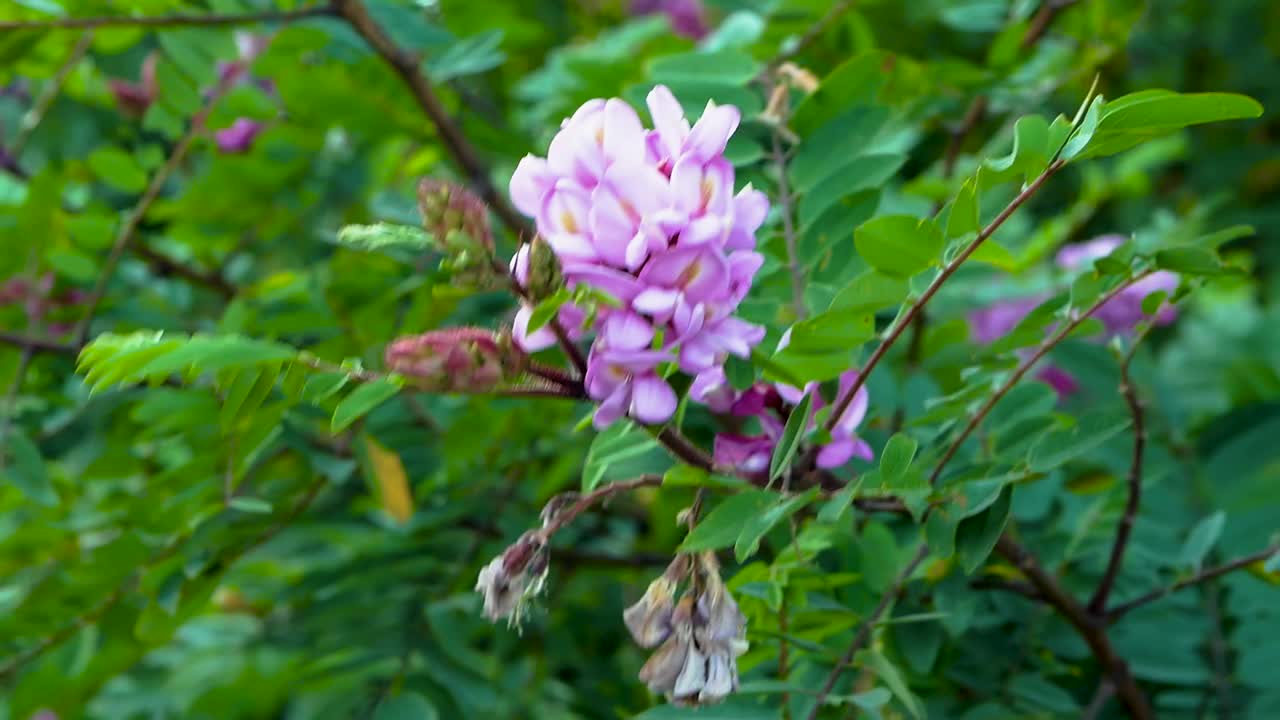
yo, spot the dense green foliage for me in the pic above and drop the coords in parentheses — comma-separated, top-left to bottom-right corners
(1, 1, 1278, 719)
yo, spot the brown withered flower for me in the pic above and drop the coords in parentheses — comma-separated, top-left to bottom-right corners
(475, 531, 548, 629)
(630, 552, 748, 706)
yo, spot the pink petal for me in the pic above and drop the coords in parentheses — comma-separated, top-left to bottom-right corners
(630, 374, 678, 424)
(594, 383, 631, 428)
(816, 439, 856, 469)
(603, 98, 646, 166)
(646, 84, 690, 161)
(633, 287, 681, 316)
(513, 304, 557, 352)
(683, 102, 740, 162)
(603, 311, 655, 351)
(510, 155, 553, 217)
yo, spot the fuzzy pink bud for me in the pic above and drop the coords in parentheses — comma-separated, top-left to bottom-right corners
(385, 328, 525, 393)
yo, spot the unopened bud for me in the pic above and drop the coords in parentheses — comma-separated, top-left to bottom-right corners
(417, 178, 493, 255)
(385, 327, 526, 393)
(624, 555, 689, 648)
(777, 62, 819, 93)
(525, 236, 563, 302)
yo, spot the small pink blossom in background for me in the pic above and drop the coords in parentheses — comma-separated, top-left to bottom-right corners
(507, 86, 768, 429)
(967, 234, 1181, 397)
(214, 118, 263, 154)
(630, 0, 709, 40)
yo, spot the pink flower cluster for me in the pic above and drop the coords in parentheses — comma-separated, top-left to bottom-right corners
(507, 86, 769, 429)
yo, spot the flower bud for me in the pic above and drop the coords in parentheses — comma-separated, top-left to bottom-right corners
(475, 532, 548, 628)
(525, 236, 563, 302)
(385, 328, 526, 393)
(417, 178, 494, 256)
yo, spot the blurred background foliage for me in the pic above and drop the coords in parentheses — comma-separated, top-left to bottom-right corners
(0, 0, 1277, 718)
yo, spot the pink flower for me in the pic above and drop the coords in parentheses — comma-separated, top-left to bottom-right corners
(214, 118, 263, 154)
(505, 86, 768, 428)
(630, 0, 710, 41)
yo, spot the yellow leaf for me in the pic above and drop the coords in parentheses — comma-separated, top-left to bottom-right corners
(364, 434, 413, 524)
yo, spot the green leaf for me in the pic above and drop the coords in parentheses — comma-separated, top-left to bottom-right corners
(791, 52, 888, 137)
(829, 271, 909, 314)
(856, 650, 925, 719)
(1009, 675, 1081, 715)
(817, 476, 864, 523)
(583, 420, 669, 491)
(155, 59, 202, 116)
(1078, 91, 1264, 159)
(663, 465, 750, 490)
(373, 692, 440, 720)
(945, 176, 980, 239)
(648, 50, 761, 85)
(337, 223, 434, 252)
(1179, 511, 1226, 570)
(854, 215, 944, 279)
(734, 488, 820, 563)
(302, 372, 350, 403)
(786, 310, 875, 353)
(925, 508, 959, 559)
(331, 378, 403, 433)
(526, 289, 572, 334)
(879, 434, 918, 483)
(3, 430, 57, 506)
(789, 106, 890, 191)
(1061, 94, 1103, 160)
(984, 115, 1050, 182)
(1194, 224, 1254, 249)
(955, 486, 1011, 574)
(1154, 246, 1228, 276)
(680, 490, 775, 552)
(1028, 410, 1132, 472)
(428, 30, 506, 81)
(227, 497, 273, 514)
(769, 392, 813, 482)
(88, 147, 148, 193)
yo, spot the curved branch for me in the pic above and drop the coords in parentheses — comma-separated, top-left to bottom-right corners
(805, 543, 929, 719)
(767, 0, 858, 71)
(1106, 544, 1280, 623)
(0, 5, 335, 31)
(927, 271, 1151, 486)
(1088, 332, 1149, 613)
(822, 160, 1066, 439)
(536, 474, 664, 541)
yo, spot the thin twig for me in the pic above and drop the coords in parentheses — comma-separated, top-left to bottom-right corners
(768, 0, 858, 70)
(996, 535, 1152, 719)
(535, 474, 664, 541)
(333, 0, 530, 239)
(71, 73, 238, 347)
(1087, 331, 1150, 613)
(1082, 680, 1115, 720)
(772, 132, 806, 320)
(9, 32, 95, 166)
(941, 95, 987, 179)
(1021, 0, 1081, 49)
(822, 160, 1066, 440)
(805, 543, 929, 720)
(656, 426, 716, 471)
(0, 5, 335, 31)
(132, 244, 236, 299)
(1106, 544, 1280, 622)
(927, 271, 1151, 487)
(0, 331, 76, 355)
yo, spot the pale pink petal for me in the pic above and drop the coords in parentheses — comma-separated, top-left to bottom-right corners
(684, 102, 740, 161)
(513, 304, 557, 352)
(630, 374, 678, 424)
(603, 311, 655, 351)
(510, 155, 553, 217)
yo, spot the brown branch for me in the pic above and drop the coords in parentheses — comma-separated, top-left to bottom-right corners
(805, 543, 929, 720)
(767, 0, 858, 71)
(822, 159, 1066, 439)
(71, 73, 238, 348)
(656, 426, 717, 472)
(927, 271, 1150, 487)
(941, 95, 987, 179)
(1021, 0, 1081, 49)
(996, 535, 1152, 719)
(0, 331, 75, 355)
(132, 244, 236, 299)
(1088, 333, 1149, 613)
(971, 577, 1042, 601)
(772, 132, 806, 320)
(1106, 544, 1280, 622)
(333, 0, 531, 240)
(0, 5, 335, 31)
(535, 474, 664, 541)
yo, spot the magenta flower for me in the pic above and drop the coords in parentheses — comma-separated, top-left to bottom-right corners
(214, 118, 263, 154)
(506, 86, 768, 428)
(631, 0, 710, 41)
(968, 234, 1182, 397)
